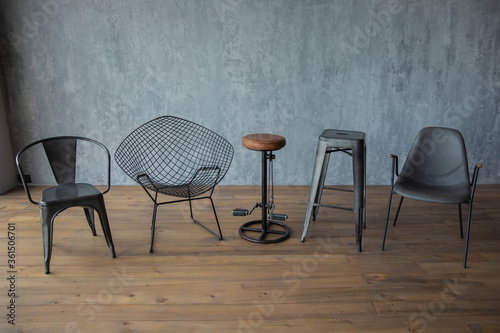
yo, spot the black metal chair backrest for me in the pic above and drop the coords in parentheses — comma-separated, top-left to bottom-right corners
(399, 127, 470, 188)
(16, 136, 111, 205)
(114, 116, 234, 198)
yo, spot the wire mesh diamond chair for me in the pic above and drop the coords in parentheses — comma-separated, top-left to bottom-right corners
(16, 136, 116, 274)
(114, 116, 234, 252)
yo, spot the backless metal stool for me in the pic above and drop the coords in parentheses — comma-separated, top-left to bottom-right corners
(234, 134, 291, 243)
(301, 129, 366, 251)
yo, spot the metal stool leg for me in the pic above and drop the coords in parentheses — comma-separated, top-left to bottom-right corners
(363, 143, 367, 229)
(352, 143, 365, 252)
(301, 140, 328, 242)
(313, 151, 331, 221)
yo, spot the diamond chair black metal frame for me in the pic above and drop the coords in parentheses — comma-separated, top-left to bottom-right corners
(114, 116, 234, 252)
(381, 127, 482, 268)
(16, 136, 116, 274)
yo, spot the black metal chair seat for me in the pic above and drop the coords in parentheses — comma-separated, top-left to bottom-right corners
(115, 116, 234, 252)
(381, 127, 482, 268)
(16, 136, 116, 274)
(41, 183, 102, 204)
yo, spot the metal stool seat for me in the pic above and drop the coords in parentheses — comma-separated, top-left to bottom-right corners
(301, 129, 366, 251)
(237, 134, 290, 243)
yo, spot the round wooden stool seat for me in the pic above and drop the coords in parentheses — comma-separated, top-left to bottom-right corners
(242, 134, 286, 151)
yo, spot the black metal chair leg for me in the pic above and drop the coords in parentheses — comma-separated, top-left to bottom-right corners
(41, 207, 57, 274)
(84, 207, 97, 236)
(381, 190, 394, 251)
(94, 197, 116, 258)
(392, 196, 404, 226)
(149, 203, 158, 253)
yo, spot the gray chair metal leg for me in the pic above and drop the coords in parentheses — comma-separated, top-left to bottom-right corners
(458, 204, 464, 238)
(393, 197, 404, 226)
(463, 202, 474, 268)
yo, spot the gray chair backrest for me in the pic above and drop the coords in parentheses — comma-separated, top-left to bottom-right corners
(399, 127, 470, 186)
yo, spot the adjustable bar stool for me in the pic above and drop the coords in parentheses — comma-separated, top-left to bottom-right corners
(301, 129, 366, 251)
(236, 134, 290, 243)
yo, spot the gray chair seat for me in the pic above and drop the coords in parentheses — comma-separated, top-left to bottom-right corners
(393, 178, 470, 204)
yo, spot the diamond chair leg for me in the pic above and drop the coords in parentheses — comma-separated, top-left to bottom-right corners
(149, 203, 159, 253)
(209, 197, 223, 240)
(189, 197, 224, 240)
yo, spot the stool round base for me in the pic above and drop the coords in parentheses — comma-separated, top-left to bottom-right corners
(239, 220, 290, 244)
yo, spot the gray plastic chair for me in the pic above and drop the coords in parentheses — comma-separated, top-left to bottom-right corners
(114, 116, 234, 253)
(381, 127, 481, 268)
(16, 136, 116, 274)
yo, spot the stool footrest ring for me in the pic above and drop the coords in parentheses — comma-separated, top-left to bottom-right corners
(239, 220, 290, 244)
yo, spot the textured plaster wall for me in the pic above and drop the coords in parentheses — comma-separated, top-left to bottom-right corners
(0, 73, 17, 193)
(0, 0, 499, 186)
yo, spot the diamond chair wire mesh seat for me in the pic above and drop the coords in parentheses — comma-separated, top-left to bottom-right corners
(381, 127, 482, 268)
(15, 136, 116, 274)
(114, 116, 234, 252)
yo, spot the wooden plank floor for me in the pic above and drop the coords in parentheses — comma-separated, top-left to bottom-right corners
(1, 184, 499, 332)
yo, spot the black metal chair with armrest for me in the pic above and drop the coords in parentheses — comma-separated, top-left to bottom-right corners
(114, 116, 234, 252)
(16, 136, 116, 274)
(381, 127, 482, 268)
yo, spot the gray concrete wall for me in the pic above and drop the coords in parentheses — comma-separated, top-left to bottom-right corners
(0, 72, 17, 194)
(0, 0, 499, 185)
